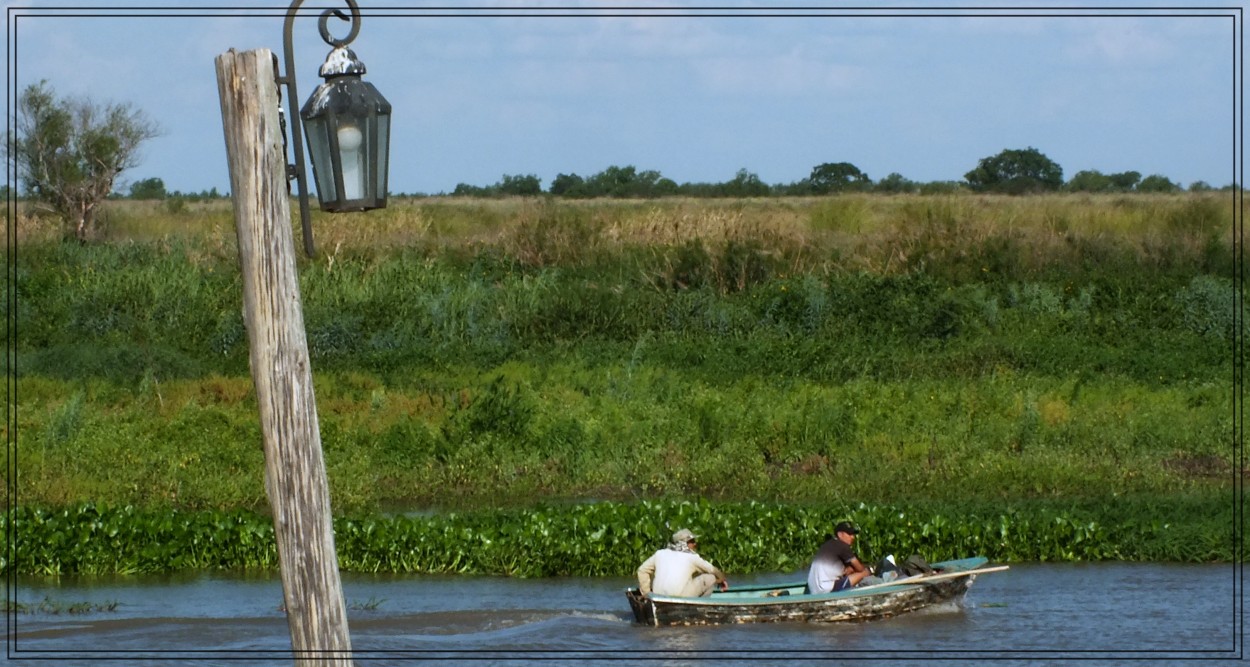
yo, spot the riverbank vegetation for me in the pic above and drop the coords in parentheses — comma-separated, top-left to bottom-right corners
(5, 498, 1232, 577)
(6, 192, 1240, 569)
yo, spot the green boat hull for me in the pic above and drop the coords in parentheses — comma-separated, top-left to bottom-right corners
(626, 556, 991, 626)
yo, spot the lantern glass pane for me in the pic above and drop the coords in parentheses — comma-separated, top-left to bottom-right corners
(336, 119, 367, 202)
(302, 115, 338, 205)
(374, 114, 390, 203)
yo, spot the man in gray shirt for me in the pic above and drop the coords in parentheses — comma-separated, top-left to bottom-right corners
(806, 521, 870, 594)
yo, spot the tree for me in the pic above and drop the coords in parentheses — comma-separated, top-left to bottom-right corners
(774, 178, 815, 197)
(874, 172, 918, 194)
(550, 172, 586, 197)
(452, 182, 494, 197)
(918, 181, 964, 194)
(1107, 171, 1141, 191)
(1067, 169, 1144, 192)
(723, 169, 770, 197)
(1137, 174, 1180, 193)
(10, 81, 159, 241)
(964, 147, 1062, 194)
(809, 162, 869, 194)
(584, 165, 666, 198)
(129, 177, 167, 200)
(654, 177, 680, 197)
(1066, 170, 1113, 193)
(498, 173, 541, 196)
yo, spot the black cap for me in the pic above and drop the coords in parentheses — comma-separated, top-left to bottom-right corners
(835, 521, 859, 535)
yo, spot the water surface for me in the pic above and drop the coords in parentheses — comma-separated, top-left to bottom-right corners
(7, 562, 1241, 665)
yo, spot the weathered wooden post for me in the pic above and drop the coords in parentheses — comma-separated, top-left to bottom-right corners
(214, 47, 353, 665)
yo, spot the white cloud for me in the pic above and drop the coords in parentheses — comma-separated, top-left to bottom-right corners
(1065, 20, 1177, 66)
(694, 49, 863, 97)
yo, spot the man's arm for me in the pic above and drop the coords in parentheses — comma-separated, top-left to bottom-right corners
(637, 554, 657, 595)
(693, 555, 729, 591)
(845, 556, 870, 586)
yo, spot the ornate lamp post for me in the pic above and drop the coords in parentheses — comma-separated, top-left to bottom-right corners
(278, 0, 391, 257)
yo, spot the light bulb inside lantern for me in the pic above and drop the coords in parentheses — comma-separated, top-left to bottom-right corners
(337, 124, 364, 201)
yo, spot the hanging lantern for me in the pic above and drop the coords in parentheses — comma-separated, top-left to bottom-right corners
(300, 45, 391, 212)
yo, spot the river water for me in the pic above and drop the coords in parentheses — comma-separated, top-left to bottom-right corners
(6, 562, 1242, 665)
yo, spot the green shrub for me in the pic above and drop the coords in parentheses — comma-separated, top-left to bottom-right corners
(5, 497, 1233, 576)
(1175, 275, 1240, 340)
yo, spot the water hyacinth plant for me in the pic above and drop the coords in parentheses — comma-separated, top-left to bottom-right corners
(5, 498, 1235, 576)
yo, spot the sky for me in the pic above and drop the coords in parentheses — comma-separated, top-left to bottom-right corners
(4, 1, 1241, 195)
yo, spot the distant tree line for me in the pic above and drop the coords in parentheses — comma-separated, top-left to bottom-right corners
(80, 147, 1244, 202)
(79, 147, 1245, 204)
(120, 177, 224, 201)
(433, 147, 1234, 199)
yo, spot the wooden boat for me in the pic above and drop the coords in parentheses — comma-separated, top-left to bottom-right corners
(626, 556, 1005, 626)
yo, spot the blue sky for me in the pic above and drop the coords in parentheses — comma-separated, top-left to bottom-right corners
(5, 1, 1241, 195)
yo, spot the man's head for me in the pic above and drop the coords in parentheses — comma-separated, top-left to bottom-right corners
(834, 521, 859, 544)
(672, 528, 698, 547)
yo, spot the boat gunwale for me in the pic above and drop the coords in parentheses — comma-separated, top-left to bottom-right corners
(638, 581, 934, 607)
(626, 556, 990, 608)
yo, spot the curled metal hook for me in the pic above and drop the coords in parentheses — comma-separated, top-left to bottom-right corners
(318, 2, 361, 48)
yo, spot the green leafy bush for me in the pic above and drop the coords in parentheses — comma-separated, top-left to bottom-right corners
(6, 497, 1234, 576)
(1175, 275, 1240, 340)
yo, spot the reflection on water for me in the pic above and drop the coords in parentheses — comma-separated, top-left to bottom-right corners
(6, 563, 1239, 666)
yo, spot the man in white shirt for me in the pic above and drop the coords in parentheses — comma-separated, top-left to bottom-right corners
(637, 529, 729, 598)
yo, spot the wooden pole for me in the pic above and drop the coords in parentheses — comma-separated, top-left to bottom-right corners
(214, 47, 353, 664)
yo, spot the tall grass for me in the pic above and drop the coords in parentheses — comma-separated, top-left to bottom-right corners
(8, 193, 1238, 523)
(13, 357, 1231, 513)
(11, 192, 1236, 271)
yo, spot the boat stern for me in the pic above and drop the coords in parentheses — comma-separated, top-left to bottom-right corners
(625, 588, 658, 626)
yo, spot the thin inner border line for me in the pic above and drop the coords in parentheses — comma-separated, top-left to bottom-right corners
(5, 2, 1242, 662)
